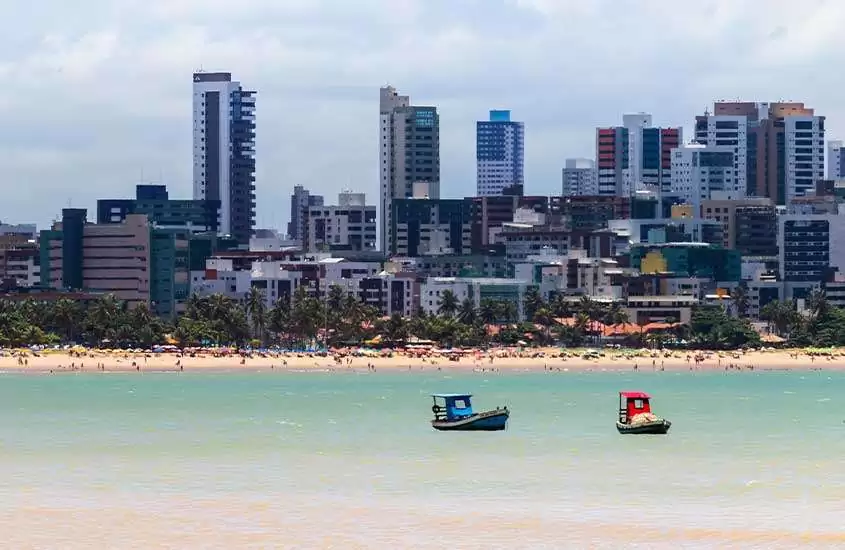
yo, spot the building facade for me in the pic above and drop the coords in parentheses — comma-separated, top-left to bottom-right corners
(827, 140, 844, 180)
(193, 71, 256, 244)
(390, 198, 471, 257)
(287, 185, 323, 242)
(304, 192, 377, 253)
(597, 115, 680, 197)
(695, 102, 824, 205)
(380, 86, 440, 252)
(476, 110, 524, 197)
(98, 184, 220, 232)
(670, 143, 738, 210)
(779, 214, 845, 283)
(40, 209, 151, 308)
(562, 158, 597, 196)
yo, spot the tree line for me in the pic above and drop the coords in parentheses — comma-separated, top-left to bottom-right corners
(3, 284, 832, 350)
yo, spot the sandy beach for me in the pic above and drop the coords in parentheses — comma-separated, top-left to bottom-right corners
(2, 347, 845, 374)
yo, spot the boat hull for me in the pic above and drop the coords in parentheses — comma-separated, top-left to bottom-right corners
(616, 419, 671, 435)
(432, 409, 509, 431)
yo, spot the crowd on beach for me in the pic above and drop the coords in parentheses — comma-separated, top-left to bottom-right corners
(2, 344, 845, 374)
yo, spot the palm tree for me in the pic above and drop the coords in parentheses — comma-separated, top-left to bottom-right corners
(730, 284, 750, 318)
(549, 293, 571, 319)
(267, 297, 291, 346)
(437, 290, 460, 318)
(457, 298, 477, 325)
(806, 288, 829, 319)
(51, 298, 82, 342)
(244, 286, 267, 344)
(760, 300, 799, 338)
(498, 300, 518, 324)
(479, 298, 499, 325)
(384, 313, 408, 342)
(522, 287, 544, 321)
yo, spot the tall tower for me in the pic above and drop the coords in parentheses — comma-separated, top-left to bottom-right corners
(476, 110, 525, 197)
(193, 72, 256, 244)
(379, 86, 440, 252)
(695, 101, 824, 205)
(596, 115, 681, 197)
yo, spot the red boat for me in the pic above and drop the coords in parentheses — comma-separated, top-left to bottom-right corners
(616, 391, 671, 435)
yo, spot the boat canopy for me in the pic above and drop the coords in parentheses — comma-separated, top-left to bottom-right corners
(619, 391, 651, 399)
(432, 394, 474, 420)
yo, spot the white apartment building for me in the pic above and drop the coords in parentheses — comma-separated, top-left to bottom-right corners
(692, 115, 748, 197)
(561, 158, 597, 196)
(192, 71, 256, 244)
(304, 192, 377, 252)
(380, 86, 439, 252)
(670, 143, 740, 210)
(784, 115, 825, 203)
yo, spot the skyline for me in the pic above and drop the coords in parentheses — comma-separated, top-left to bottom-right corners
(3, 0, 845, 230)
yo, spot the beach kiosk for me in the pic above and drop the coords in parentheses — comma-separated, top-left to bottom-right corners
(616, 391, 671, 434)
(430, 393, 509, 431)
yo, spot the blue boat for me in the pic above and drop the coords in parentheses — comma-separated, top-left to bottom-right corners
(430, 393, 509, 431)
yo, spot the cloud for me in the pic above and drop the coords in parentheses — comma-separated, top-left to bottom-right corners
(0, 0, 843, 230)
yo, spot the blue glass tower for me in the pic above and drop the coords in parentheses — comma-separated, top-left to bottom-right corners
(476, 110, 525, 197)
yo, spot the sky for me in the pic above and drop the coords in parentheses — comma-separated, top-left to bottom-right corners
(1, 0, 844, 231)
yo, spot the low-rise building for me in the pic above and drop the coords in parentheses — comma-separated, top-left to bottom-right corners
(304, 192, 377, 253)
(97, 184, 220, 233)
(420, 277, 533, 320)
(40, 209, 151, 308)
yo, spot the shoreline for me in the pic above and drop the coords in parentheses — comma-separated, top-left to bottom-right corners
(2, 347, 845, 374)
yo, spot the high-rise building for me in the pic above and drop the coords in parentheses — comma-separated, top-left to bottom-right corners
(380, 86, 440, 253)
(476, 110, 524, 197)
(827, 140, 844, 179)
(192, 72, 256, 244)
(596, 115, 680, 197)
(670, 143, 739, 211)
(561, 158, 597, 195)
(695, 102, 824, 205)
(287, 185, 323, 242)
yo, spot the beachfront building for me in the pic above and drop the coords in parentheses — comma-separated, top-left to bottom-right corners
(390, 198, 471, 256)
(476, 110, 524, 197)
(380, 85, 440, 252)
(40, 209, 151, 308)
(303, 192, 377, 253)
(420, 277, 533, 320)
(97, 184, 220, 233)
(0, 247, 40, 289)
(193, 71, 256, 244)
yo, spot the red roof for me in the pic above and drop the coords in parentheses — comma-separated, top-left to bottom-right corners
(619, 391, 651, 399)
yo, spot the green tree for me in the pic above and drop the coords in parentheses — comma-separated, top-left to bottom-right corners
(437, 290, 459, 318)
(244, 286, 267, 344)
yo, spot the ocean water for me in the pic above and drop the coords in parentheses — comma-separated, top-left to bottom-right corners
(1, 369, 845, 549)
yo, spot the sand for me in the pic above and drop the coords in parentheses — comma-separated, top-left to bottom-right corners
(1, 347, 843, 374)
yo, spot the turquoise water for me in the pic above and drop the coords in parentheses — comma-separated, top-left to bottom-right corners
(2, 370, 845, 548)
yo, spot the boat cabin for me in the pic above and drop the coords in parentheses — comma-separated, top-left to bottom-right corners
(431, 394, 475, 422)
(618, 391, 651, 424)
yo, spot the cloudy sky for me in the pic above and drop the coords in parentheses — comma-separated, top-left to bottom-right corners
(1, 0, 843, 231)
